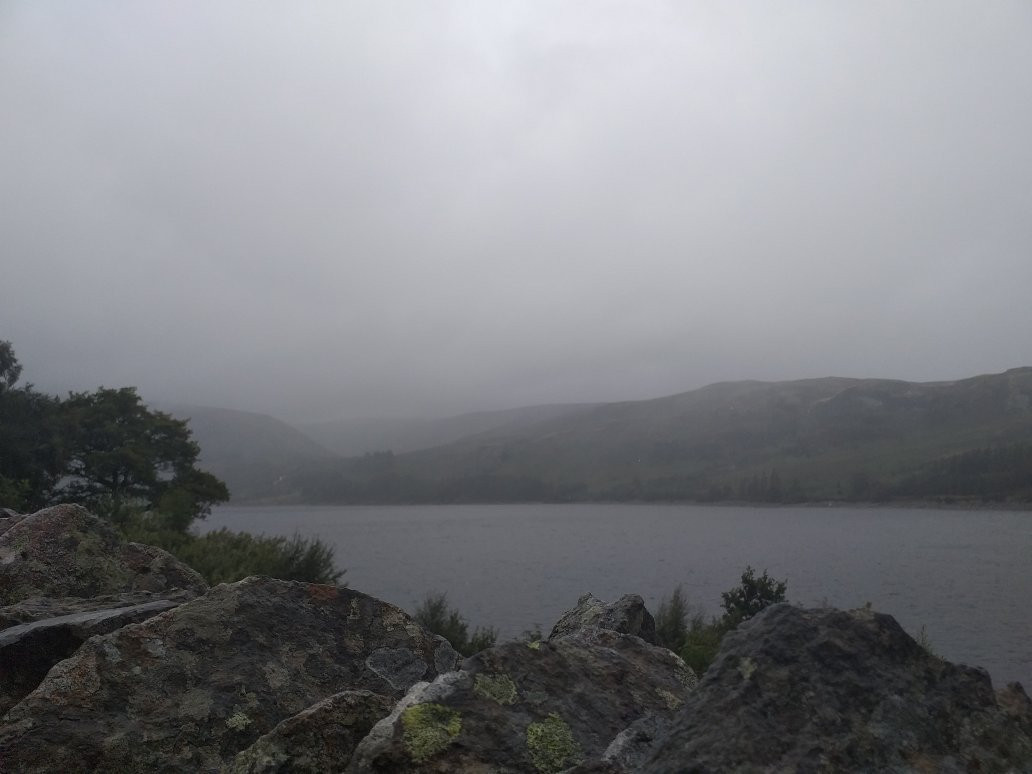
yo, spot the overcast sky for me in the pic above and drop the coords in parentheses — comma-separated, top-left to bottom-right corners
(3, 1, 1031, 422)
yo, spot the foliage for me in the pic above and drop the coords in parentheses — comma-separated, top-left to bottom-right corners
(659, 568, 788, 676)
(0, 340, 23, 391)
(121, 509, 343, 585)
(59, 387, 228, 525)
(413, 592, 498, 657)
(720, 565, 787, 626)
(656, 585, 692, 652)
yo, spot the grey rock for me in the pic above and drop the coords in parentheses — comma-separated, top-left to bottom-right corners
(0, 589, 197, 629)
(0, 576, 460, 773)
(348, 626, 695, 772)
(646, 604, 1032, 773)
(225, 690, 395, 774)
(548, 592, 658, 644)
(0, 504, 207, 604)
(0, 596, 185, 715)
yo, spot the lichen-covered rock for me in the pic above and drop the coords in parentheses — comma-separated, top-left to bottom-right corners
(646, 604, 1032, 773)
(348, 626, 696, 773)
(0, 594, 189, 715)
(226, 690, 395, 773)
(0, 577, 459, 773)
(548, 592, 658, 645)
(0, 504, 207, 604)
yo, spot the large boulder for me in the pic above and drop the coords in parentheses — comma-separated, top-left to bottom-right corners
(0, 504, 207, 604)
(548, 592, 658, 645)
(646, 604, 1032, 772)
(0, 594, 188, 715)
(0, 577, 460, 773)
(348, 619, 695, 771)
(227, 690, 396, 774)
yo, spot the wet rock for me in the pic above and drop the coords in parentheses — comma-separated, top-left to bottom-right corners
(348, 626, 696, 772)
(0, 595, 185, 715)
(0, 504, 207, 604)
(646, 604, 1032, 773)
(0, 589, 196, 629)
(0, 577, 459, 773)
(548, 592, 658, 645)
(227, 690, 395, 773)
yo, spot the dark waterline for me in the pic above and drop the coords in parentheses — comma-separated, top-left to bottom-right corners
(202, 503, 1032, 687)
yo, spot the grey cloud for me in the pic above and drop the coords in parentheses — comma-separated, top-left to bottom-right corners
(2, 1, 1030, 422)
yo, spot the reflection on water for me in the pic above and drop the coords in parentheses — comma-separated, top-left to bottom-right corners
(203, 503, 1032, 687)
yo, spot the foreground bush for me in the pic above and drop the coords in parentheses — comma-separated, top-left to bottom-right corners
(413, 592, 498, 656)
(121, 511, 343, 585)
(658, 567, 788, 675)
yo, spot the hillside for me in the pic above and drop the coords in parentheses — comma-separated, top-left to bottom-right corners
(299, 403, 598, 457)
(290, 368, 1032, 504)
(160, 404, 339, 501)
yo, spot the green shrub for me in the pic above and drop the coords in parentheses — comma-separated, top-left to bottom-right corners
(661, 566, 788, 676)
(720, 565, 787, 626)
(120, 510, 343, 585)
(414, 592, 497, 656)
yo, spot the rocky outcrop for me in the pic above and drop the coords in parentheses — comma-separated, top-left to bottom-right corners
(548, 592, 658, 645)
(0, 593, 190, 715)
(227, 690, 396, 774)
(0, 504, 207, 603)
(1, 504, 1030, 772)
(0, 577, 459, 772)
(645, 604, 1032, 773)
(348, 625, 696, 772)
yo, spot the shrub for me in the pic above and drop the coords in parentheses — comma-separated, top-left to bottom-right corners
(414, 592, 497, 656)
(120, 510, 343, 585)
(661, 566, 788, 676)
(720, 565, 787, 626)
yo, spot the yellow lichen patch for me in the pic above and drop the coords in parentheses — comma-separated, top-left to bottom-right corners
(226, 711, 251, 731)
(474, 673, 518, 705)
(526, 640, 542, 650)
(526, 713, 581, 773)
(673, 658, 698, 689)
(656, 687, 684, 710)
(401, 703, 462, 763)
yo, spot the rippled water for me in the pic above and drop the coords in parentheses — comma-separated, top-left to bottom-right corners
(202, 503, 1032, 687)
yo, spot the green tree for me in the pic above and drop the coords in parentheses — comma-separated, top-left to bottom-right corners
(60, 387, 228, 526)
(720, 565, 787, 626)
(0, 340, 23, 391)
(0, 343, 65, 509)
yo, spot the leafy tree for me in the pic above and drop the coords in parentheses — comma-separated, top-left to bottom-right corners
(0, 340, 23, 391)
(413, 592, 497, 656)
(59, 386, 228, 525)
(0, 343, 65, 509)
(720, 565, 787, 626)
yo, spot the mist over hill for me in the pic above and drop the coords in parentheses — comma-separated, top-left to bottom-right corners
(299, 403, 598, 457)
(284, 367, 1032, 505)
(159, 404, 338, 502)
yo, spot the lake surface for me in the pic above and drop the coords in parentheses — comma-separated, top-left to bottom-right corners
(202, 504, 1032, 687)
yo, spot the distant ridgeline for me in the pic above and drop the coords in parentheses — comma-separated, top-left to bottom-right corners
(275, 367, 1032, 506)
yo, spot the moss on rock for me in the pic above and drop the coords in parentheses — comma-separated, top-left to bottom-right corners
(401, 703, 462, 763)
(473, 673, 518, 705)
(526, 712, 581, 773)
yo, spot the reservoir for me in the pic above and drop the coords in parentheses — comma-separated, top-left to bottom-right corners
(202, 503, 1031, 687)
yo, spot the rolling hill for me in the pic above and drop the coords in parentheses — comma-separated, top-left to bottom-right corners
(289, 368, 1032, 504)
(160, 404, 339, 502)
